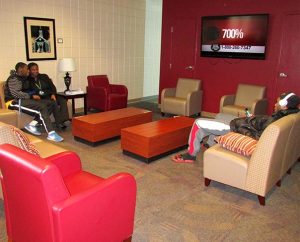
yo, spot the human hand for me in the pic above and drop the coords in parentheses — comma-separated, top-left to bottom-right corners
(51, 94, 56, 101)
(32, 95, 41, 100)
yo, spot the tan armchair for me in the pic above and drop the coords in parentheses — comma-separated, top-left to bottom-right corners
(161, 78, 202, 116)
(220, 84, 268, 116)
(203, 115, 294, 205)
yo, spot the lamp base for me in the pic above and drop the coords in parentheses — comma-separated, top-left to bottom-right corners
(64, 72, 71, 93)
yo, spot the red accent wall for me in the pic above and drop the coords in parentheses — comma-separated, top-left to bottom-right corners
(159, 0, 300, 114)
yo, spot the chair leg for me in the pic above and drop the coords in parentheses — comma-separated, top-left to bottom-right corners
(276, 180, 281, 187)
(257, 195, 265, 206)
(204, 178, 211, 186)
(124, 236, 132, 242)
(287, 168, 292, 175)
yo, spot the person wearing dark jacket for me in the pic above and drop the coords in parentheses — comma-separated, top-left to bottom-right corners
(172, 92, 299, 163)
(28, 62, 70, 129)
(4, 62, 63, 142)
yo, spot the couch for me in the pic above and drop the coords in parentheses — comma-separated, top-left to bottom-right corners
(203, 113, 300, 205)
(0, 81, 72, 129)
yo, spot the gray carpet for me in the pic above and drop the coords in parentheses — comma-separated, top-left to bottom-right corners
(0, 101, 299, 241)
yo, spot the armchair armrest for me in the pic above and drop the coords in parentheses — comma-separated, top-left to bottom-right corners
(52, 173, 136, 241)
(219, 95, 236, 112)
(45, 151, 82, 177)
(161, 88, 176, 98)
(187, 90, 203, 115)
(251, 98, 268, 115)
(110, 84, 128, 95)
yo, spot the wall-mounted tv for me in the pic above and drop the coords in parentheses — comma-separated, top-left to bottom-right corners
(201, 14, 269, 59)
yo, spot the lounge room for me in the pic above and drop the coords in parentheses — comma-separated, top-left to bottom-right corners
(0, 0, 299, 241)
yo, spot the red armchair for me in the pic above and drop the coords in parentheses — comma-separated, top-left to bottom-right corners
(87, 75, 128, 111)
(0, 144, 136, 242)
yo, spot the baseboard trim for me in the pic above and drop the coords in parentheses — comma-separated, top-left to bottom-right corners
(128, 95, 158, 104)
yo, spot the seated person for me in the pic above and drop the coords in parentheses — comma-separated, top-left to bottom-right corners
(28, 62, 70, 129)
(173, 92, 300, 163)
(4, 62, 64, 142)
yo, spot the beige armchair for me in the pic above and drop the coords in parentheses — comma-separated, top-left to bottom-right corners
(220, 84, 268, 116)
(161, 78, 202, 116)
(203, 115, 294, 205)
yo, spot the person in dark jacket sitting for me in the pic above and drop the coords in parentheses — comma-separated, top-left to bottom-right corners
(172, 92, 300, 163)
(28, 62, 70, 129)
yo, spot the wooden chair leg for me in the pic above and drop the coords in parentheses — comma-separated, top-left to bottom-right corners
(287, 168, 292, 174)
(124, 236, 132, 242)
(257, 195, 265, 206)
(276, 180, 281, 187)
(204, 178, 211, 186)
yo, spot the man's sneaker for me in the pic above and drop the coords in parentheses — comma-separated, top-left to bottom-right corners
(47, 131, 64, 142)
(24, 124, 41, 136)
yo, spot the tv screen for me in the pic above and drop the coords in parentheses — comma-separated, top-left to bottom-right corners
(201, 14, 269, 59)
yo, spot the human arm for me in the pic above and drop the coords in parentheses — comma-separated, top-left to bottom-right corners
(7, 76, 30, 99)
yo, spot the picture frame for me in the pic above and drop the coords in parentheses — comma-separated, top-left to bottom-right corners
(24, 17, 57, 61)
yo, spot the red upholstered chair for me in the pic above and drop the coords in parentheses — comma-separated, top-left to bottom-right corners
(87, 75, 128, 111)
(0, 144, 136, 242)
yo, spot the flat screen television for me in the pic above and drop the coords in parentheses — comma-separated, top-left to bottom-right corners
(201, 14, 269, 59)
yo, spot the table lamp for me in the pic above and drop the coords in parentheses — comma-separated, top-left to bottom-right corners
(58, 58, 76, 92)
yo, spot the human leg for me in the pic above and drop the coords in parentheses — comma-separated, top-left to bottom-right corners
(56, 95, 70, 122)
(173, 119, 230, 162)
(9, 99, 63, 142)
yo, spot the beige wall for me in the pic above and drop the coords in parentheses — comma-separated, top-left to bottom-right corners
(0, 0, 161, 107)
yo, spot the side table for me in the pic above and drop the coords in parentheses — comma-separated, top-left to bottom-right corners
(57, 92, 87, 116)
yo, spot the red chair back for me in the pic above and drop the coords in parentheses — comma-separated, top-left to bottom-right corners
(0, 144, 70, 242)
(87, 75, 110, 88)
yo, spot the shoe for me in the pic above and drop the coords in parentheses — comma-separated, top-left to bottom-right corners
(56, 123, 67, 130)
(24, 124, 41, 136)
(47, 131, 64, 142)
(172, 153, 195, 163)
(63, 120, 71, 126)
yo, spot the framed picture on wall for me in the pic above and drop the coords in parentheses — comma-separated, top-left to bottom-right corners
(24, 17, 57, 61)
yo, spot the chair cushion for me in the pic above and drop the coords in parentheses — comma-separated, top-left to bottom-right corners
(11, 127, 40, 156)
(0, 122, 40, 156)
(215, 132, 257, 157)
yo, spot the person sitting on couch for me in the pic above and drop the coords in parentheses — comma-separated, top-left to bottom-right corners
(172, 92, 300, 163)
(28, 62, 70, 129)
(4, 62, 64, 142)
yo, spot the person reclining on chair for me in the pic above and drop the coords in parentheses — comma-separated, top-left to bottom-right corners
(173, 92, 300, 163)
(4, 62, 64, 142)
(28, 62, 70, 130)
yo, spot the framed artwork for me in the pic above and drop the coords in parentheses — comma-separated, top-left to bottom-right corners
(24, 17, 57, 61)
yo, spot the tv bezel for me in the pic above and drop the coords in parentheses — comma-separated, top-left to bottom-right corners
(200, 14, 269, 60)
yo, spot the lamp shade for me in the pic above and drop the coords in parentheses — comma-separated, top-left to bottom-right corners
(58, 58, 76, 72)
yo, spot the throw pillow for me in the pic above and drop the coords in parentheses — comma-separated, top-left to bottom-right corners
(215, 132, 257, 157)
(10, 126, 40, 156)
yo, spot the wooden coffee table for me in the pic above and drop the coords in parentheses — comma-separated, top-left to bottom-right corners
(121, 116, 195, 163)
(72, 107, 152, 145)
